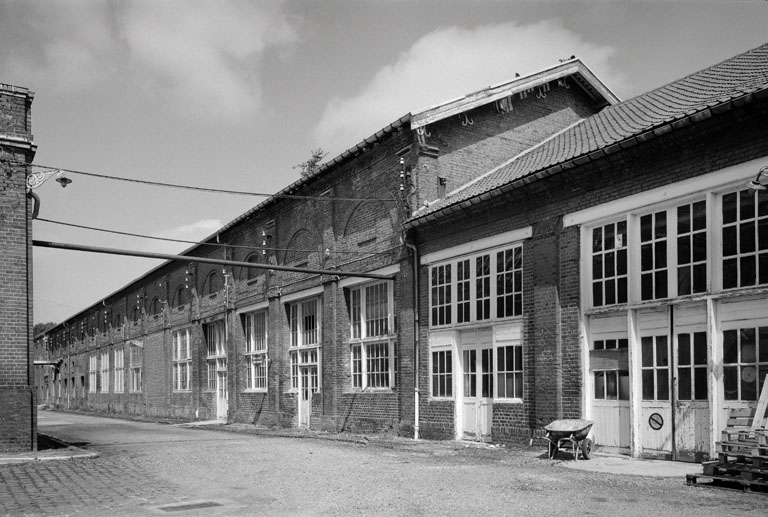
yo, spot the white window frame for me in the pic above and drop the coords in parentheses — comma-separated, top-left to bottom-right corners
(494, 341, 523, 401)
(585, 194, 712, 309)
(582, 180, 768, 310)
(172, 328, 192, 392)
(428, 243, 524, 329)
(114, 346, 124, 393)
(100, 350, 109, 394)
(721, 323, 768, 402)
(243, 310, 268, 392)
(429, 347, 453, 399)
(129, 342, 143, 393)
(204, 320, 226, 391)
(286, 296, 321, 393)
(88, 354, 98, 393)
(721, 187, 768, 290)
(348, 281, 395, 390)
(289, 297, 320, 348)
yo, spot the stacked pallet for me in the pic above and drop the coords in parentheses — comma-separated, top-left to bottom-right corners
(687, 377, 768, 492)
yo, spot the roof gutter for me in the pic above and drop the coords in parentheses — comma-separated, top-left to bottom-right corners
(404, 87, 768, 230)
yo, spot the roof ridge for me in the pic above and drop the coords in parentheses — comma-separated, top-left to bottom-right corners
(619, 41, 768, 104)
(407, 41, 768, 226)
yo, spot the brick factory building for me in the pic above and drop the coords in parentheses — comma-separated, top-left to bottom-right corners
(37, 43, 768, 461)
(406, 43, 768, 459)
(0, 83, 37, 451)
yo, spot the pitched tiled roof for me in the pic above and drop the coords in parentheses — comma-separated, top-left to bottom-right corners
(407, 42, 768, 226)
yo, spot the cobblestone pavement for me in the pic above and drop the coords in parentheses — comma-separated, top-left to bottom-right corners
(0, 411, 765, 516)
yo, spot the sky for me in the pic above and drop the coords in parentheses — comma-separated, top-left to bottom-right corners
(1, 0, 766, 325)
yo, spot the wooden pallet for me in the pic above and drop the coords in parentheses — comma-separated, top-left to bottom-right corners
(691, 376, 768, 493)
(687, 472, 768, 492)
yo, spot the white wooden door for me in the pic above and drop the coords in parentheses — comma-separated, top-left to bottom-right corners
(216, 360, 228, 420)
(298, 348, 319, 428)
(673, 330, 710, 461)
(588, 314, 631, 453)
(298, 365, 317, 427)
(638, 308, 673, 458)
(460, 329, 493, 441)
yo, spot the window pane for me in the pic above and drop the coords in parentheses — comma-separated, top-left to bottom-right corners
(693, 201, 706, 230)
(694, 368, 708, 400)
(618, 371, 630, 400)
(678, 266, 691, 295)
(594, 372, 604, 399)
(617, 220, 627, 246)
(692, 264, 707, 293)
(740, 221, 756, 254)
(741, 256, 756, 286)
(605, 224, 615, 250)
(642, 370, 654, 400)
(678, 236, 690, 265)
(656, 336, 668, 366)
(617, 249, 627, 276)
(760, 327, 768, 362)
(592, 227, 602, 252)
(606, 371, 617, 400)
(723, 258, 738, 289)
(693, 332, 707, 365)
(740, 189, 755, 220)
(655, 271, 668, 299)
(641, 214, 652, 242)
(655, 211, 667, 239)
(657, 369, 669, 400)
(641, 337, 654, 367)
(604, 252, 615, 277)
(677, 334, 691, 366)
(741, 328, 756, 363)
(741, 366, 757, 400)
(723, 330, 738, 363)
(723, 226, 737, 257)
(678, 204, 691, 234)
(617, 278, 628, 304)
(692, 232, 707, 262)
(724, 366, 738, 400)
(722, 192, 737, 224)
(678, 368, 692, 401)
(641, 273, 653, 301)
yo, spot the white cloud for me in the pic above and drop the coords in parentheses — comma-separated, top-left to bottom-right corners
(313, 20, 625, 155)
(157, 218, 223, 240)
(2, 0, 297, 123)
(120, 0, 297, 121)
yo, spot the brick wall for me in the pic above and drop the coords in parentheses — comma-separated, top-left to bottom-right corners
(411, 95, 768, 443)
(413, 81, 600, 208)
(0, 84, 35, 451)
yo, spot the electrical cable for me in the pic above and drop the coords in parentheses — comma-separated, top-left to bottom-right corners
(34, 217, 397, 256)
(21, 162, 397, 202)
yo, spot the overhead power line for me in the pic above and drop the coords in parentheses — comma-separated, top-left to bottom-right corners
(23, 162, 397, 202)
(35, 217, 395, 256)
(32, 240, 395, 281)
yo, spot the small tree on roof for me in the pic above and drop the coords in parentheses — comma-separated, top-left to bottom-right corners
(294, 148, 328, 178)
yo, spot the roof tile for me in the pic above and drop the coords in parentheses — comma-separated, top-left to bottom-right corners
(410, 43, 768, 225)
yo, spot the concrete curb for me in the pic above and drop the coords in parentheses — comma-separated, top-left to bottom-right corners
(0, 433, 98, 466)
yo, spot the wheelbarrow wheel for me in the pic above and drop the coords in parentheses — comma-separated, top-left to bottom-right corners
(580, 438, 593, 460)
(547, 441, 557, 459)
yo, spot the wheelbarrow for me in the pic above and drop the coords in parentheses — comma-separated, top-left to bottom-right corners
(544, 419, 594, 460)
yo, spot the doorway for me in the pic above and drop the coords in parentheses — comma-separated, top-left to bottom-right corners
(459, 328, 493, 441)
(216, 358, 228, 420)
(298, 349, 318, 428)
(638, 304, 710, 461)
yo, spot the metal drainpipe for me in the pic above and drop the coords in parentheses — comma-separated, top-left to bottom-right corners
(405, 241, 420, 440)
